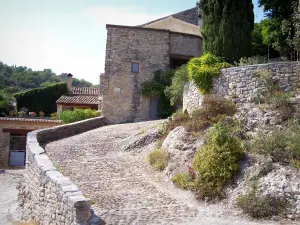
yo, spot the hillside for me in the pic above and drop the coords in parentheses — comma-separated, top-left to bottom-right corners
(0, 61, 96, 95)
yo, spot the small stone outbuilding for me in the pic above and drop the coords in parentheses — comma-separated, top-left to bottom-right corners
(0, 117, 62, 168)
(101, 4, 203, 123)
(56, 74, 101, 114)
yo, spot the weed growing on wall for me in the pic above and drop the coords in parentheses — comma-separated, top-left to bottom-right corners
(187, 53, 231, 94)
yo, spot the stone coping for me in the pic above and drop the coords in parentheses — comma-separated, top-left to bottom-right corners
(221, 61, 300, 72)
(0, 117, 63, 123)
(25, 116, 108, 224)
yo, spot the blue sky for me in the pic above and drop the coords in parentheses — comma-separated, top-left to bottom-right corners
(0, 0, 265, 84)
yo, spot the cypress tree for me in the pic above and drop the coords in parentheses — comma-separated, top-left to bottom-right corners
(201, 0, 254, 62)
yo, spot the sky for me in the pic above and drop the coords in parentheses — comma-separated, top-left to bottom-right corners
(0, 0, 265, 85)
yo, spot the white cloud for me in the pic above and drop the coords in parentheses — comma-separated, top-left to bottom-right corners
(84, 6, 170, 26)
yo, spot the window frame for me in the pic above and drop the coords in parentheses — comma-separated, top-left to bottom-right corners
(131, 62, 140, 73)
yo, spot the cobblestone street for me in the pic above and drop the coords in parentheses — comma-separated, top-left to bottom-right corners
(46, 121, 282, 225)
(0, 169, 23, 225)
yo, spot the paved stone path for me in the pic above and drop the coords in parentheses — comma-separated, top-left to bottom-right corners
(0, 169, 23, 225)
(45, 121, 287, 225)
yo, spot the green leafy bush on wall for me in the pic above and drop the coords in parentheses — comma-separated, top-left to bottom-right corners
(187, 53, 231, 94)
(14, 82, 68, 115)
(60, 108, 100, 123)
(165, 65, 189, 106)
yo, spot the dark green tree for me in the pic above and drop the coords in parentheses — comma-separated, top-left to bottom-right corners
(201, 0, 254, 62)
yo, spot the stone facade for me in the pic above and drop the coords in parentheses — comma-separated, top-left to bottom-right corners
(170, 32, 202, 57)
(102, 25, 202, 123)
(0, 118, 62, 168)
(18, 117, 108, 225)
(183, 62, 300, 114)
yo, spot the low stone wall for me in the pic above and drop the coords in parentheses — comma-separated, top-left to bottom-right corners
(18, 117, 108, 225)
(183, 62, 300, 114)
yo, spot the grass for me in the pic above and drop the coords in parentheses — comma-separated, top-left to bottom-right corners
(250, 124, 300, 168)
(148, 149, 169, 171)
(237, 181, 288, 218)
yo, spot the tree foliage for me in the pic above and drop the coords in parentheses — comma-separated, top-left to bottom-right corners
(258, 0, 299, 60)
(0, 61, 93, 92)
(14, 83, 68, 115)
(201, 0, 254, 62)
(165, 65, 189, 106)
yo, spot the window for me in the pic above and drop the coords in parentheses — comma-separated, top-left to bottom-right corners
(132, 62, 140, 73)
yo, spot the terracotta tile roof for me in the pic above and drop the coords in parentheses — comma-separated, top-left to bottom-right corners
(56, 95, 100, 105)
(71, 87, 99, 96)
(0, 117, 62, 123)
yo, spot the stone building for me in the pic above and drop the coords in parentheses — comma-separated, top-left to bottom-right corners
(101, 4, 203, 123)
(0, 117, 62, 168)
(56, 73, 101, 114)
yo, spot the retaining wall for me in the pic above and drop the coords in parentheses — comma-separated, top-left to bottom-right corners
(18, 117, 108, 225)
(183, 62, 300, 114)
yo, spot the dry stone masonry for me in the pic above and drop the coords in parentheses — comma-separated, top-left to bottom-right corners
(183, 62, 300, 114)
(18, 117, 107, 225)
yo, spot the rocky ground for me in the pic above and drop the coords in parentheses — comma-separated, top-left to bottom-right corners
(0, 169, 23, 225)
(44, 120, 296, 225)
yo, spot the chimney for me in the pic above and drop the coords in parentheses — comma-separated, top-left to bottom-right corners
(67, 73, 73, 92)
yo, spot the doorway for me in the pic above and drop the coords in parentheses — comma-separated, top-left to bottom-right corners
(9, 133, 26, 167)
(150, 96, 159, 120)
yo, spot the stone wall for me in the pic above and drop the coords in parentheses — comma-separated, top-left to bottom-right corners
(183, 62, 300, 114)
(102, 25, 170, 123)
(18, 117, 108, 225)
(102, 25, 202, 123)
(170, 33, 202, 57)
(0, 118, 63, 168)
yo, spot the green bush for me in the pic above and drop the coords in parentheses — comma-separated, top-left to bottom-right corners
(172, 173, 194, 190)
(165, 65, 189, 106)
(14, 82, 68, 115)
(148, 149, 169, 171)
(187, 53, 231, 94)
(192, 123, 245, 199)
(237, 182, 288, 218)
(60, 108, 100, 123)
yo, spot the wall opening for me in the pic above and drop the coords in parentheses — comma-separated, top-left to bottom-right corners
(170, 56, 190, 69)
(9, 133, 27, 167)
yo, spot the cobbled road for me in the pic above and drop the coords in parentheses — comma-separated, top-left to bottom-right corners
(46, 121, 283, 225)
